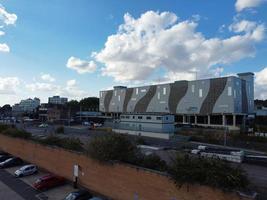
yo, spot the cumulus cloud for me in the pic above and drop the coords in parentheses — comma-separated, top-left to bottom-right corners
(66, 56, 97, 74)
(0, 4, 17, 53)
(93, 11, 265, 82)
(235, 0, 266, 12)
(0, 30, 5, 36)
(41, 73, 55, 82)
(0, 5, 17, 25)
(0, 77, 20, 94)
(26, 79, 88, 99)
(0, 43, 9, 52)
(255, 67, 267, 99)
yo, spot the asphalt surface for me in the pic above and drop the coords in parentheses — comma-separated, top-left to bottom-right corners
(0, 169, 40, 200)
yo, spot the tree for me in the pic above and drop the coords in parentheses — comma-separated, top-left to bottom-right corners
(80, 97, 99, 111)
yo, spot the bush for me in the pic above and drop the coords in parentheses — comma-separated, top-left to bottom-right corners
(0, 124, 11, 133)
(86, 134, 138, 163)
(1, 128, 32, 139)
(38, 136, 84, 152)
(168, 153, 249, 190)
(138, 153, 167, 171)
(56, 126, 64, 134)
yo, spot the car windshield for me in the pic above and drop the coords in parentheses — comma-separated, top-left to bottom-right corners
(3, 158, 12, 163)
(64, 193, 77, 200)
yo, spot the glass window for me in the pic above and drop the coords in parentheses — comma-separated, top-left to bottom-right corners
(199, 89, 202, 98)
(118, 95, 120, 101)
(146, 116, 151, 120)
(125, 116, 130, 119)
(192, 85, 195, 93)
(136, 88, 139, 95)
(114, 91, 117, 96)
(138, 116, 143, 119)
(158, 92, 160, 100)
(163, 87, 166, 95)
(234, 90, 236, 98)
(156, 117, 162, 120)
(228, 86, 232, 96)
(132, 116, 135, 119)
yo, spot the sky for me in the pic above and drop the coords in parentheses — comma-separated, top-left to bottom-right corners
(0, 0, 267, 106)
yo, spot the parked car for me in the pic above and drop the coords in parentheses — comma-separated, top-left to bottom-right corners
(64, 190, 93, 200)
(14, 164, 38, 177)
(0, 157, 23, 168)
(33, 174, 65, 190)
(0, 155, 11, 162)
(89, 197, 105, 200)
(39, 123, 48, 128)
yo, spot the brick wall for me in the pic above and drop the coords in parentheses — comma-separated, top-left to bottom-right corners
(0, 135, 249, 200)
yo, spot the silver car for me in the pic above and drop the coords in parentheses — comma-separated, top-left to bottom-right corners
(14, 164, 37, 177)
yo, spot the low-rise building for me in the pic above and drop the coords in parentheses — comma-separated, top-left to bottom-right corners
(113, 113, 175, 139)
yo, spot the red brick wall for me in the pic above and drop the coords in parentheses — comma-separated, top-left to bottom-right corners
(0, 135, 249, 200)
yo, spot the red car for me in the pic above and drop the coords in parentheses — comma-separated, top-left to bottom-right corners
(33, 174, 65, 190)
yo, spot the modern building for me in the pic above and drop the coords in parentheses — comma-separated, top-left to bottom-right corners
(48, 96, 68, 105)
(255, 105, 267, 116)
(12, 97, 40, 116)
(100, 72, 254, 130)
(113, 113, 174, 139)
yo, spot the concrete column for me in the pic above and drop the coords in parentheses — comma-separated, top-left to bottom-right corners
(183, 115, 186, 124)
(208, 115, 210, 125)
(194, 115, 197, 124)
(222, 115, 226, 126)
(233, 115, 236, 127)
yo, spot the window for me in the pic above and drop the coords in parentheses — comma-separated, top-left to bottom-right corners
(234, 90, 236, 98)
(199, 89, 203, 98)
(136, 88, 139, 95)
(114, 91, 117, 96)
(118, 95, 120, 102)
(228, 86, 232, 96)
(141, 89, 147, 92)
(132, 116, 135, 119)
(100, 92, 102, 98)
(156, 117, 162, 120)
(166, 117, 168, 120)
(121, 116, 125, 119)
(158, 92, 160, 100)
(192, 85, 195, 93)
(146, 116, 152, 120)
(125, 116, 130, 119)
(138, 116, 143, 119)
(163, 87, 166, 95)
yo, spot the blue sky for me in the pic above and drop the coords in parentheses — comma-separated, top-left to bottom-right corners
(0, 0, 267, 106)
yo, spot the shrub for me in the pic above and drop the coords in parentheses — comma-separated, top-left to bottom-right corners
(0, 124, 10, 133)
(39, 136, 84, 152)
(86, 134, 138, 163)
(168, 153, 249, 190)
(138, 153, 167, 171)
(1, 128, 32, 139)
(56, 126, 64, 134)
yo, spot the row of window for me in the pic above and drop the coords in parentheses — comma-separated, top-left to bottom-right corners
(121, 115, 163, 121)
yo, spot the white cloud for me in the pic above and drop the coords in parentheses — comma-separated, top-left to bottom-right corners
(93, 11, 265, 82)
(66, 56, 97, 74)
(235, 0, 266, 12)
(26, 82, 59, 92)
(26, 79, 88, 100)
(0, 4, 17, 53)
(0, 77, 20, 94)
(255, 67, 267, 99)
(41, 73, 55, 82)
(0, 43, 9, 52)
(0, 5, 17, 25)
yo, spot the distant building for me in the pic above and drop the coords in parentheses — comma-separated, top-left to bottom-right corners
(48, 96, 68, 105)
(12, 98, 40, 116)
(255, 105, 267, 116)
(113, 113, 175, 139)
(38, 103, 68, 122)
(100, 72, 254, 130)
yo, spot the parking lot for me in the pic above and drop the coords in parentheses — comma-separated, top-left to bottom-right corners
(0, 152, 106, 200)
